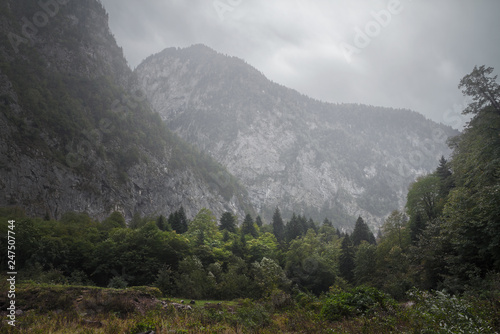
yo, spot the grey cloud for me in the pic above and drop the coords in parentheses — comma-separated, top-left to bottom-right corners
(101, 0, 500, 129)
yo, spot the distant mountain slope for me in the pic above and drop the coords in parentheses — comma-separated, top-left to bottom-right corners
(135, 44, 458, 228)
(0, 2, 253, 220)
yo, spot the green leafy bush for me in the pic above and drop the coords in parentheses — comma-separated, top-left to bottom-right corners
(407, 289, 496, 334)
(321, 286, 395, 321)
(129, 318, 158, 334)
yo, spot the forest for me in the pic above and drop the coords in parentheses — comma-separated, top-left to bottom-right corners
(0, 66, 499, 333)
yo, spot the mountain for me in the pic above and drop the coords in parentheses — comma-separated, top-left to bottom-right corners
(0, 1, 253, 220)
(135, 44, 458, 229)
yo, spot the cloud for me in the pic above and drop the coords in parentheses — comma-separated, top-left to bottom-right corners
(100, 0, 500, 129)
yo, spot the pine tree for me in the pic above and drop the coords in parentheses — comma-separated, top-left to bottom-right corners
(255, 215, 263, 228)
(298, 215, 308, 235)
(435, 156, 454, 198)
(272, 207, 285, 243)
(351, 216, 376, 246)
(241, 213, 258, 238)
(177, 207, 188, 233)
(156, 215, 171, 231)
(409, 212, 425, 244)
(323, 218, 333, 228)
(286, 213, 303, 242)
(339, 234, 355, 283)
(219, 211, 236, 233)
(169, 207, 188, 234)
(307, 218, 317, 232)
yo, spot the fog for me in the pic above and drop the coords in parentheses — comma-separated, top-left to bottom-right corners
(100, 0, 500, 129)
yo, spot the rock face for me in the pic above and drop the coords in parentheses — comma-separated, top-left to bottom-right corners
(0, 1, 253, 221)
(135, 45, 458, 229)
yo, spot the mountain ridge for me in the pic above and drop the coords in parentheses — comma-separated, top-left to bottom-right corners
(136, 43, 458, 228)
(0, 1, 254, 221)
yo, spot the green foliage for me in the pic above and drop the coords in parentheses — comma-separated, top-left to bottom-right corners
(241, 213, 258, 238)
(102, 211, 126, 231)
(407, 289, 496, 333)
(168, 207, 189, 234)
(219, 211, 237, 233)
(321, 286, 395, 321)
(108, 276, 128, 289)
(129, 318, 158, 334)
(272, 207, 285, 243)
(234, 299, 270, 330)
(285, 230, 339, 294)
(186, 208, 220, 246)
(353, 242, 377, 286)
(339, 235, 355, 283)
(351, 216, 376, 246)
(154, 265, 176, 296)
(458, 65, 500, 115)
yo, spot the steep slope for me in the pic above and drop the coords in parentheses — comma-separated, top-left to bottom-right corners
(0, 2, 253, 220)
(135, 44, 458, 229)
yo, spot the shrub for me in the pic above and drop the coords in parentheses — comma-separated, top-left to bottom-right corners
(321, 286, 395, 321)
(407, 288, 496, 334)
(129, 318, 158, 334)
(108, 276, 128, 289)
(234, 300, 270, 330)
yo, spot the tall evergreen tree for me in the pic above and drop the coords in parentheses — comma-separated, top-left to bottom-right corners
(219, 211, 237, 233)
(339, 234, 355, 283)
(177, 207, 188, 233)
(241, 213, 258, 238)
(255, 215, 263, 228)
(272, 207, 285, 243)
(156, 215, 171, 231)
(307, 218, 317, 232)
(351, 216, 376, 246)
(435, 156, 454, 198)
(323, 218, 333, 228)
(298, 215, 308, 235)
(409, 212, 425, 244)
(286, 213, 303, 242)
(169, 207, 188, 234)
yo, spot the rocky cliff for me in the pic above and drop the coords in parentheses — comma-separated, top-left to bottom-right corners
(0, 1, 253, 221)
(135, 45, 458, 229)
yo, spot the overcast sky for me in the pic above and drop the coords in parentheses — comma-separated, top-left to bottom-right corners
(100, 0, 500, 129)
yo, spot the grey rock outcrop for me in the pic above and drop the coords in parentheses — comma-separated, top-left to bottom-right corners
(0, 1, 253, 221)
(136, 45, 458, 229)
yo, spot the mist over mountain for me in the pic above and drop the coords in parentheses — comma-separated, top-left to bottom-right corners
(0, 1, 253, 221)
(136, 44, 458, 228)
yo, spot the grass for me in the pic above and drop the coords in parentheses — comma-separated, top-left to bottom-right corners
(0, 281, 498, 333)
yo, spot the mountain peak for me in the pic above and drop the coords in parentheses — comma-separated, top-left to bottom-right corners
(135, 46, 458, 229)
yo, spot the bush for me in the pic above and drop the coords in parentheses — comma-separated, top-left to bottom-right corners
(108, 276, 128, 289)
(321, 286, 395, 321)
(234, 299, 270, 330)
(407, 289, 496, 334)
(129, 318, 158, 334)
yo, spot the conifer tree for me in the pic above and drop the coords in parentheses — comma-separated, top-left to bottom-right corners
(323, 218, 333, 228)
(272, 207, 285, 243)
(351, 216, 376, 246)
(435, 156, 454, 198)
(286, 213, 303, 242)
(219, 211, 237, 233)
(169, 207, 189, 234)
(241, 213, 258, 238)
(255, 215, 263, 228)
(156, 215, 171, 231)
(339, 234, 355, 283)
